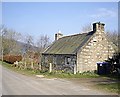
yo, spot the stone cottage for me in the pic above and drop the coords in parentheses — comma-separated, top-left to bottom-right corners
(42, 22, 117, 73)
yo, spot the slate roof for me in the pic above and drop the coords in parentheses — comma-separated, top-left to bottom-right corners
(43, 32, 94, 55)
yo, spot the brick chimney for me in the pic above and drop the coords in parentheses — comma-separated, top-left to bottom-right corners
(93, 22, 105, 32)
(55, 30, 63, 40)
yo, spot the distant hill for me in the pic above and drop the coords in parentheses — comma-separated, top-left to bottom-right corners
(16, 41, 39, 53)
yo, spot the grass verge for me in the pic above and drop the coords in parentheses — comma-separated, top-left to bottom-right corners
(96, 82, 120, 93)
(1, 61, 100, 78)
(1, 61, 39, 76)
(43, 71, 100, 78)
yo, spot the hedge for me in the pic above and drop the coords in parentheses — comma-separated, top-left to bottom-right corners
(3, 55, 22, 64)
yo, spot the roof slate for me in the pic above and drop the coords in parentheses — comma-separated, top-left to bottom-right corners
(43, 32, 94, 55)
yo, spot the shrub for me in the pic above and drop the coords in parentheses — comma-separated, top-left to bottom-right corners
(3, 55, 22, 64)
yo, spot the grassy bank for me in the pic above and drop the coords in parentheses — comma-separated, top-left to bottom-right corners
(43, 71, 100, 78)
(1, 61, 39, 76)
(1, 61, 100, 78)
(96, 82, 120, 93)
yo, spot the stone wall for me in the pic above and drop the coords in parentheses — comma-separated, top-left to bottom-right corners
(77, 30, 117, 73)
(42, 54, 76, 72)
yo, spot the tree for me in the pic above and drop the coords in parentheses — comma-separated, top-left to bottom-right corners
(106, 30, 118, 46)
(81, 23, 92, 32)
(1, 26, 22, 55)
(105, 30, 119, 75)
(22, 34, 35, 69)
(106, 52, 120, 75)
(0, 25, 3, 58)
(36, 34, 51, 65)
(36, 34, 50, 52)
(24, 34, 34, 53)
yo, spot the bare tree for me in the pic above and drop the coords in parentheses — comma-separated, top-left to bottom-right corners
(1, 26, 22, 55)
(81, 23, 92, 32)
(0, 25, 3, 58)
(24, 34, 34, 53)
(22, 34, 35, 69)
(36, 34, 50, 52)
(106, 30, 118, 46)
(36, 34, 51, 65)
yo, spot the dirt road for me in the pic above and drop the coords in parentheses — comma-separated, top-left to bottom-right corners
(0, 65, 117, 95)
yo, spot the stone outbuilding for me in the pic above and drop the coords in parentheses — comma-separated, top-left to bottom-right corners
(42, 22, 117, 73)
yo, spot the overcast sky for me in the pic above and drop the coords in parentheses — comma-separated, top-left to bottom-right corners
(2, 2, 118, 42)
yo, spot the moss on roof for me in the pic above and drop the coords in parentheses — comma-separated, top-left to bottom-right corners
(43, 32, 93, 55)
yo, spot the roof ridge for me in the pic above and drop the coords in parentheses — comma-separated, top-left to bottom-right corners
(59, 32, 88, 39)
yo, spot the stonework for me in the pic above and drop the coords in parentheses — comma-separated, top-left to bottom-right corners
(77, 27, 117, 73)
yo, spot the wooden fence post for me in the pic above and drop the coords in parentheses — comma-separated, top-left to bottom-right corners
(24, 61, 27, 69)
(16, 61, 18, 68)
(39, 64, 41, 70)
(31, 61, 34, 69)
(49, 63, 52, 73)
(74, 64, 77, 74)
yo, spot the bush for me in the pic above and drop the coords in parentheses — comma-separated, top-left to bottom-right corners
(3, 55, 22, 64)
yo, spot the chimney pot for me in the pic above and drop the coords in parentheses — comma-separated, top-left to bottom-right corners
(93, 22, 105, 32)
(55, 30, 63, 40)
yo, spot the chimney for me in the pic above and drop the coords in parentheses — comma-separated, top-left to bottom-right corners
(93, 22, 105, 32)
(55, 30, 63, 40)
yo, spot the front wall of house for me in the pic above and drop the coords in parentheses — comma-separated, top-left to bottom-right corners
(77, 31, 116, 73)
(42, 54, 76, 72)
